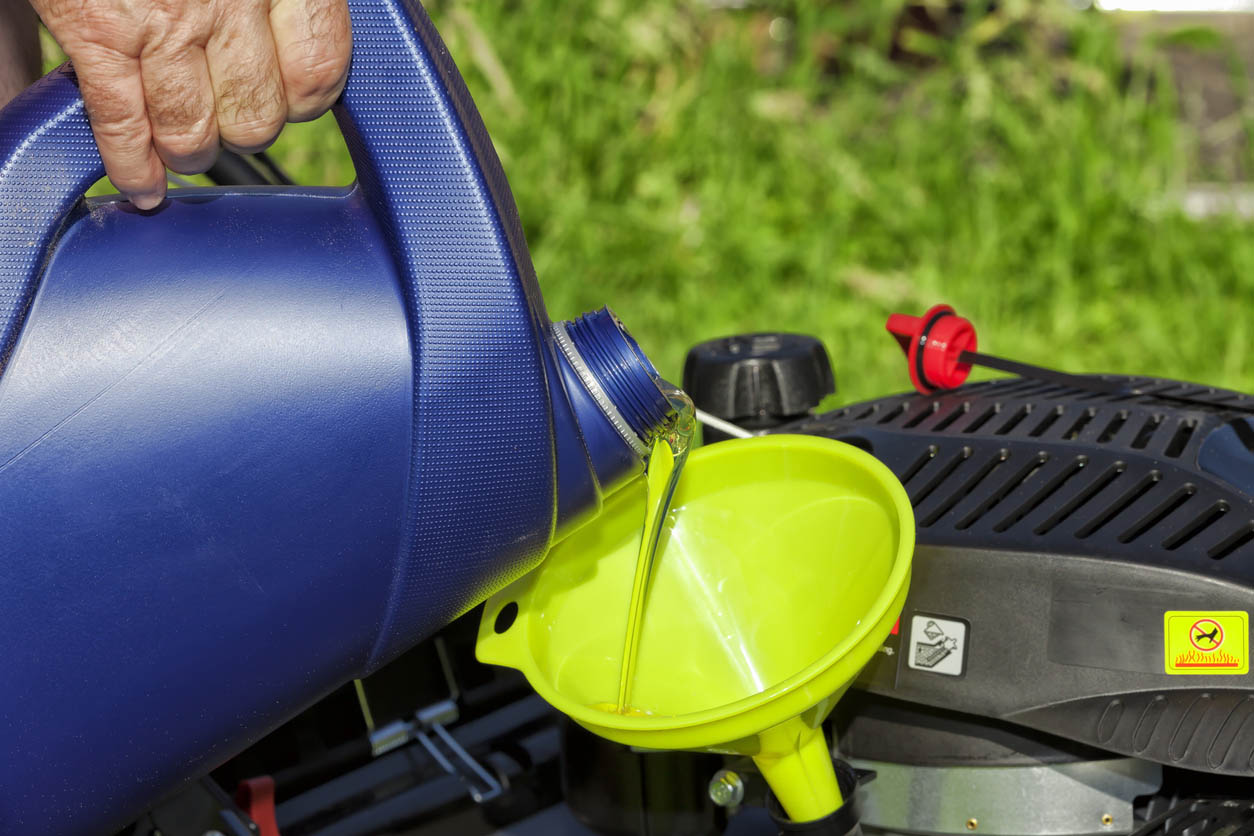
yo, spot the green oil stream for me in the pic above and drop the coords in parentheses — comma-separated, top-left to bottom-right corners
(613, 387, 696, 713)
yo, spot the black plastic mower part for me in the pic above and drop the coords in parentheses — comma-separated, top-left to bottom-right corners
(561, 720, 725, 836)
(124, 777, 259, 836)
(768, 760, 865, 835)
(204, 150, 296, 188)
(205, 151, 274, 187)
(683, 333, 834, 441)
(1131, 798, 1254, 836)
(251, 150, 296, 186)
(834, 692, 1116, 767)
(779, 375, 1254, 776)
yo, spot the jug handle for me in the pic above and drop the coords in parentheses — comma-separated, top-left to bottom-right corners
(0, 0, 544, 375)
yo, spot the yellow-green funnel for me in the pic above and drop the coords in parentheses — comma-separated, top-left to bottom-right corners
(476, 434, 914, 822)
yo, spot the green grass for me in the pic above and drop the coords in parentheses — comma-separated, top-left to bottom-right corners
(44, 3, 1254, 405)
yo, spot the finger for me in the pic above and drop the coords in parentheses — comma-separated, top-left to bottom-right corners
(72, 46, 166, 210)
(206, 2, 287, 153)
(140, 44, 219, 175)
(269, 0, 351, 123)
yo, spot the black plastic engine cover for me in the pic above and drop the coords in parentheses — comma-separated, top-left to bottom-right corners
(777, 375, 1254, 776)
(1132, 798, 1254, 836)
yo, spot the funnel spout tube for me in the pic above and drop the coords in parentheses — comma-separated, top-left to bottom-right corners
(755, 718, 845, 823)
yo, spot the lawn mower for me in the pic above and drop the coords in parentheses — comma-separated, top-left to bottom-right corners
(136, 311, 1254, 836)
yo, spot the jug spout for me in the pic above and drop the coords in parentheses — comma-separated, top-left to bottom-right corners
(550, 307, 674, 540)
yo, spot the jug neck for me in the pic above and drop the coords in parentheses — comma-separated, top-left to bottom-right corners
(555, 308, 673, 457)
(549, 308, 674, 539)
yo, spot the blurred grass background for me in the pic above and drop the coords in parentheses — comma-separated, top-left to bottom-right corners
(43, 2, 1254, 405)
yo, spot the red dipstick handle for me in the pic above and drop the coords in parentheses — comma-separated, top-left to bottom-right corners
(885, 305, 1123, 396)
(885, 304, 978, 394)
(886, 304, 1254, 413)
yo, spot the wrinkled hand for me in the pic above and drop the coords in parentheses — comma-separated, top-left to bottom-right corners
(31, 0, 352, 209)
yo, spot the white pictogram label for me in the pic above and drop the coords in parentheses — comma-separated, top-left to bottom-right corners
(907, 614, 967, 677)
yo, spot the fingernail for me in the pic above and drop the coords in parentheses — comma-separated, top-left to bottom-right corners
(130, 193, 164, 211)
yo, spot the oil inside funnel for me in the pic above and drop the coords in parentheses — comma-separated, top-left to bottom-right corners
(477, 434, 914, 823)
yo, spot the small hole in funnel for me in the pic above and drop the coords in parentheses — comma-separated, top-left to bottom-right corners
(494, 602, 518, 634)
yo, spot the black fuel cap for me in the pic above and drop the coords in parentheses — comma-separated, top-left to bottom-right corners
(683, 333, 835, 439)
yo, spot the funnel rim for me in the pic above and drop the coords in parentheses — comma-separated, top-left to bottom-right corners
(516, 433, 915, 737)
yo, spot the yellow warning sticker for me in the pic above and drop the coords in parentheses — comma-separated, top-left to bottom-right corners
(1164, 611, 1248, 675)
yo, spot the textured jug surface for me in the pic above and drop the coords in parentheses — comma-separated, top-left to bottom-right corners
(0, 1, 659, 834)
(0, 189, 416, 834)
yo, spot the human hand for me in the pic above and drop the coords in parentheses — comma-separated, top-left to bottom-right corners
(31, 0, 351, 209)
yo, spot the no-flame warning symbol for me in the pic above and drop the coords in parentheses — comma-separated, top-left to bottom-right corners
(1164, 611, 1248, 675)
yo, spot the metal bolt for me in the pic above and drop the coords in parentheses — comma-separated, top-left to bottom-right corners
(966, 819, 978, 831)
(708, 769, 745, 808)
(1101, 814, 1114, 827)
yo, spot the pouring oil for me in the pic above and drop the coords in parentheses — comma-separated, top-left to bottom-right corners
(609, 386, 696, 714)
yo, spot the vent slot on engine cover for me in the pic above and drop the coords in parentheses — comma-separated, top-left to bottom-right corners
(782, 375, 1254, 565)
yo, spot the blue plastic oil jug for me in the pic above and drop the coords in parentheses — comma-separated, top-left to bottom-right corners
(0, 1, 674, 833)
